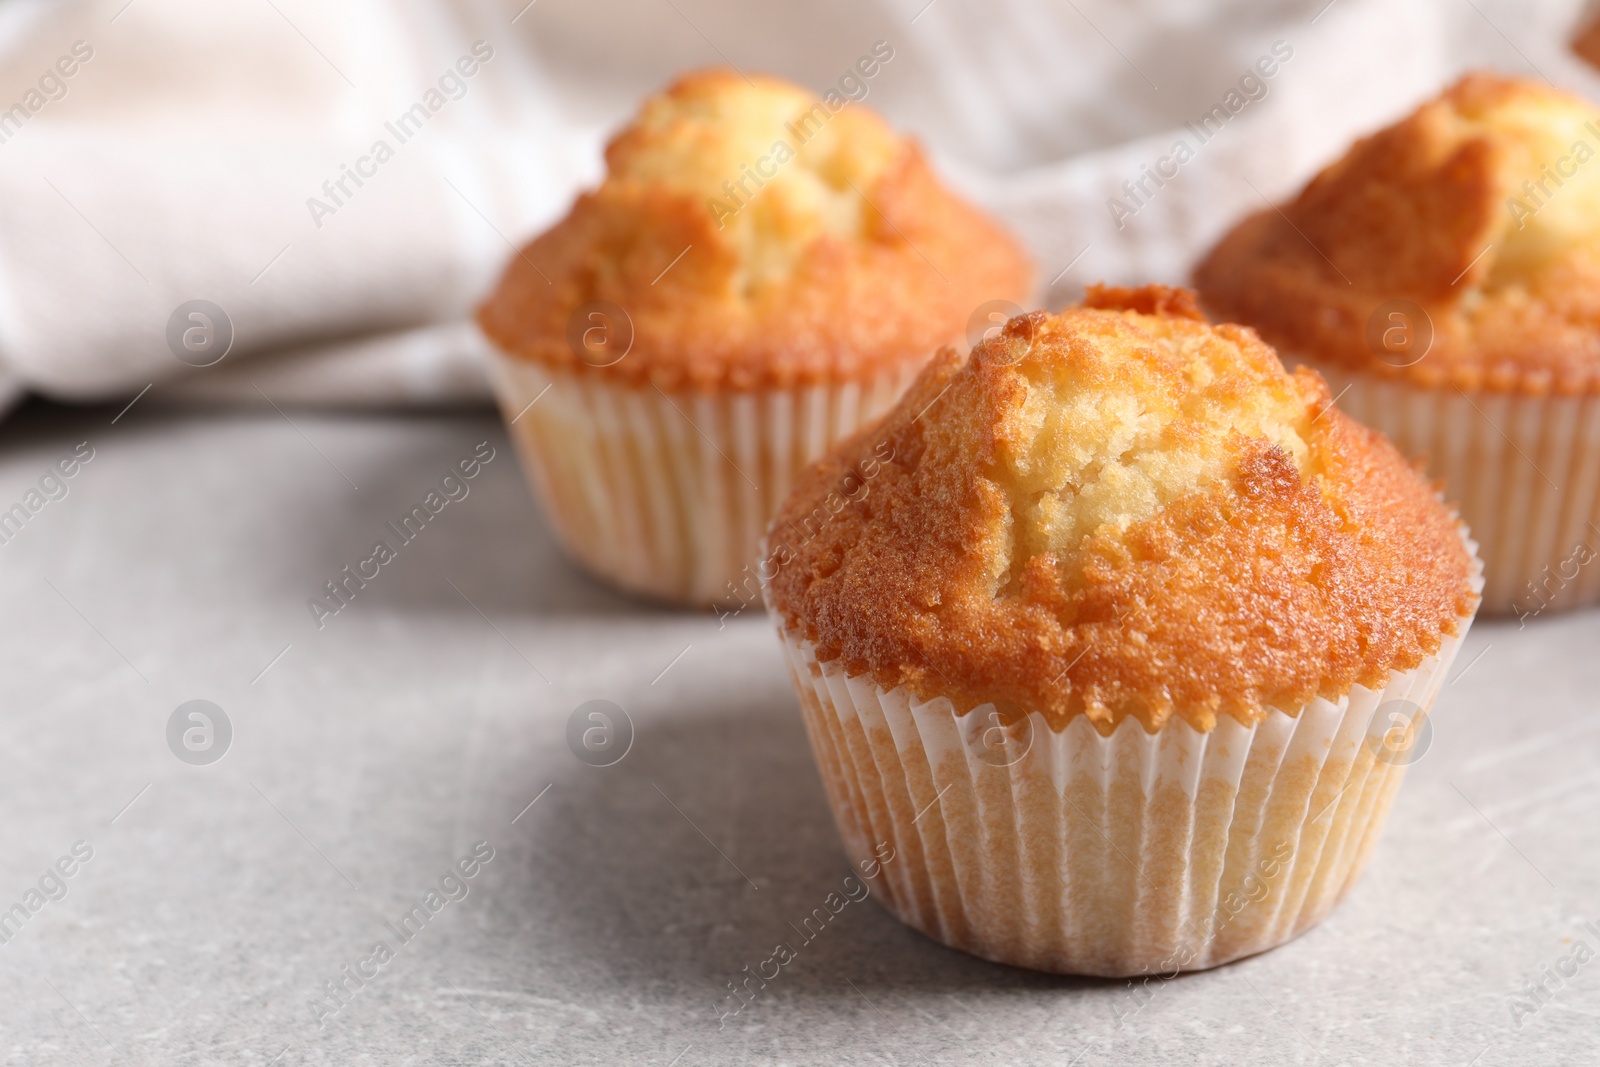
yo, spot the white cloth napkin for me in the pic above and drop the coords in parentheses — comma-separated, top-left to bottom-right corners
(0, 0, 1595, 419)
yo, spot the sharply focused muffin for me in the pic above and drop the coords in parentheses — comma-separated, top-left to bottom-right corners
(1196, 72, 1600, 617)
(479, 68, 1033, 606)
(766, 286, 1481, 977)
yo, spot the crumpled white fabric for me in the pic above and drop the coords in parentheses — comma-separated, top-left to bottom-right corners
(0, 0, 1595, 418)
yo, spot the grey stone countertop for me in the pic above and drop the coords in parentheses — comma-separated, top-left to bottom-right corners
(0, 402, 1594, 1066)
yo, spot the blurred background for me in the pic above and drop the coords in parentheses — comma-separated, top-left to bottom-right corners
(1, 0, 1597, 417)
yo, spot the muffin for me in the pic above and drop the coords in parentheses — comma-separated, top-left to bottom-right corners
(478, 69, 1033, 606)
(1575, 12, 1600, 73)
(765, 285, 1481, 977)
(1196, 72, 1600, 618)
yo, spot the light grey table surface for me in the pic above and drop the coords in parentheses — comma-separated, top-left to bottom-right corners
(0, 400, 1594, 1067)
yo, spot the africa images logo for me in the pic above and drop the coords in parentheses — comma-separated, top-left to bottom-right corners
(308, 842, 495, 1028)
(1106, 40, 1293, 230)
(307, 442, 496, 628)
(304, 42, 494, 228)
(704, 41, 894, 230)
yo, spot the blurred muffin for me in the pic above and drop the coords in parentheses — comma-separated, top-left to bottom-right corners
(478, 68, 1032, 606)
(766, 286, 1481, 977)
(1575, 12, 1600, 74)
(1196, 72, 1600, 617)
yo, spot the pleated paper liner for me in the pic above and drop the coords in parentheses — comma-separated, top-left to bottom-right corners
(774, 543, 1483, 978)
(1303, 358, 1600, 616)
(489, 353, 919, 606)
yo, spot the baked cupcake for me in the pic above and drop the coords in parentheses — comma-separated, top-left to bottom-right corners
(1196, 72, 1600, 618)
(765, 285, 1481, 977)
(478, 68, 1032, 606)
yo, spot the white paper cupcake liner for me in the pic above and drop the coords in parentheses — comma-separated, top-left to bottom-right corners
(776, 546, 1481, 977)
(1306, 360, 1600, 616)
(488, 353, 919, 606)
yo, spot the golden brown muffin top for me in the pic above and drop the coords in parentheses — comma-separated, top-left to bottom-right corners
(767, 286, 1478, 734)
(478, 69, 1033, 391)
(1195, 72, 1600, 395)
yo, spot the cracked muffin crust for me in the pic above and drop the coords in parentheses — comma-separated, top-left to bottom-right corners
(767, 286, 1478, 733)
(1195, 72, 1600, 396)
(478, 68, 1033, 392)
